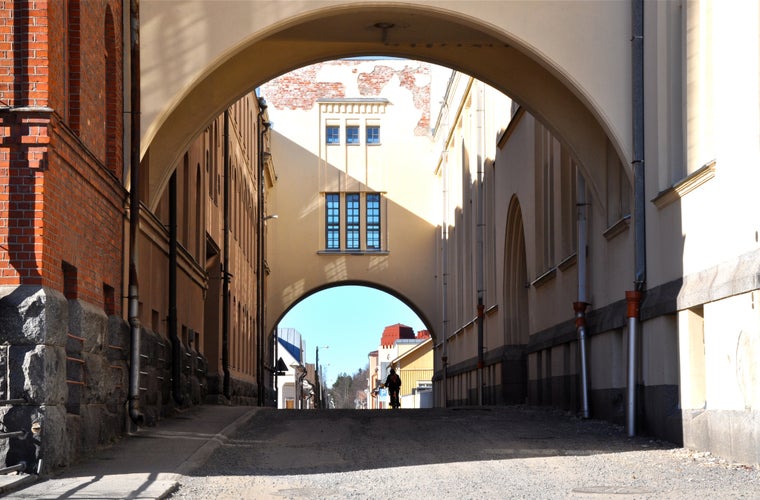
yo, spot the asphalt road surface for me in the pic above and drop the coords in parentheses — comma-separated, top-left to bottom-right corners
(170, 406, 759, 499)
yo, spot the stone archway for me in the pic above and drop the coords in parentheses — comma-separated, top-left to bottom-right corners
(140, 2, 632, 211)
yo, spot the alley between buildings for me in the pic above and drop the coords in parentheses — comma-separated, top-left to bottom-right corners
(170, 407, 759, 499)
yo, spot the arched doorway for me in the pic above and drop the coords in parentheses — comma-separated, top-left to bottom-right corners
(502, 196, 529, 404)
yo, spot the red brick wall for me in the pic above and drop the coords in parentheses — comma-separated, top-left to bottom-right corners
(0, 1, 125, 314)
(262, 60, 431, 134)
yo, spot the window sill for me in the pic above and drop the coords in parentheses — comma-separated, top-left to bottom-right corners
(557, 252, 577, 272)
(318, 249, 389, 256)
(651, 160, 716, 209)
(603, 214, 631, 241)
(530, 267, 557, 288)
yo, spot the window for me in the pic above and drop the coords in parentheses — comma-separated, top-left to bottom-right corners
(326, 193, 340, 249)
(366, 126, 380, 144)
(326, 126, 340, 144)
(346, 126, 360, 145)
(346, 193, 360, 249)
(67, 0, 81, 134)
(366, 193, 381, 249)
(324, 193, 384, 252)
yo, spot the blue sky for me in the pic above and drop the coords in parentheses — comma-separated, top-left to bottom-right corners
(277, 285, 427, 387)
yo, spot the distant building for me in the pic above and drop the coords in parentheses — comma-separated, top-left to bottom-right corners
(276, 328, 312, 409)
(391, 336, 434, 408)
(370, 324, 429, 409)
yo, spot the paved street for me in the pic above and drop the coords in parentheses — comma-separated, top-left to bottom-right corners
(169, 407, 760, 499)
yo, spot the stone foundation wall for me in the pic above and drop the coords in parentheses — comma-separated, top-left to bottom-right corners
(0, 286, 208, 475)
(682, 409, 760, 466)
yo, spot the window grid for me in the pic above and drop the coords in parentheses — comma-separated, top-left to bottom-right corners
(366, 194, 381, 249)
(346, 126, 360, 145)
(326, 126, 340, 144)
(326, 193, 340, 249)
(346, 193, 360, 250)
(366, 126, 380, 144)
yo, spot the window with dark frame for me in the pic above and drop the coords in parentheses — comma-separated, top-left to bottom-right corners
(346, 193, 360, 250)
(346, 125, 360, 145)
(366, 193, 381, 249)
(366, 125, 380, 144)
(326, 125, 340, 144)
(326, 193, 340, 249)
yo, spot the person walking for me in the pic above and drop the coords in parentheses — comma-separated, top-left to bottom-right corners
(385, 368, 402, 409)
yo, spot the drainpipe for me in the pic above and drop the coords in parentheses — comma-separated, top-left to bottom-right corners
(127, 0, 144, 426)
(628, 0, 646, 437)
(222, 110, 231, 400)
(256, 98, 270, 406)
(575, 173, 590, 419)
(475, 83, 485, 406)
(168, 172, 183, 405)
(440, 113, 450, 408)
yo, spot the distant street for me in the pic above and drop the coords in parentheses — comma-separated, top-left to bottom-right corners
(170, 407, 759, 499)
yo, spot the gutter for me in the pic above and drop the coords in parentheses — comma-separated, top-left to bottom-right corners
(127, 0, 144, 426)
(628, 0, 646, 437)
(168, 172, 184, 405)
(222, 110, 231, 400)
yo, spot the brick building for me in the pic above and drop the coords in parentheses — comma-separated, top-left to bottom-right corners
(0, 3, 273, 474)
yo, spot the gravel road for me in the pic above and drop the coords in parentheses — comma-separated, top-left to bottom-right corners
(170, 406, 759, 499)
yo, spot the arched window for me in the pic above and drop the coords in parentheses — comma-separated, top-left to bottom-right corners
(196, 164, 202, 258)
(104, 6, 118, 174)
(67, 0, 81, 134)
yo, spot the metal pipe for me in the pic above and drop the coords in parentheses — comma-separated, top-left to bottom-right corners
(256, 98, 270, 406)
(476, 83, 485, 406)
(632, 0, 646, 292)
(127, 0, 144, 426)
(441, 129, 449, 408)
(629, 0, 646, 437)
(574, 302, 590, 419)
(222, 110, 231, 400)
(576, 172, 590, 419)
(0, 430, 24, 439)
(626, 290, 641, 436)
(168, 172, 183, 405)
(0, 462, 26, 475)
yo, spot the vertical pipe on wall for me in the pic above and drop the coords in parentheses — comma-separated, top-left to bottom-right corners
(475, 83, 485, 406)
(168, 172, 183, 405)
(222, 110, 231, 400)
(127, 0, 144, 426)
(440, 108, 450, 408)
(626, 291, 641, 435)
(628, 0, 646, 437)
(256, 98, 270, 406)
(575, 172, 590, 419)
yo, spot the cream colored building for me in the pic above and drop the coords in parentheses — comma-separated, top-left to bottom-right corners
(261, 59, 443, 328)
(137, 92, 275, 412)
(391, 337, 434, 409)
(137, 1, 760, 466)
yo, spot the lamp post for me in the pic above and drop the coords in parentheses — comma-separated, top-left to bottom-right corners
(316, 345, 329, 409)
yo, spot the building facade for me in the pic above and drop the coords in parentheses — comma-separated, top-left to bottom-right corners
(262, 59, 445, 327)
(0, 3, 273, 472)
(2, 0, 759, 473)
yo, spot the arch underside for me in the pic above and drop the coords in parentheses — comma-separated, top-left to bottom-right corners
(142, 5, 629, 213)
(270, 280, 436, 342)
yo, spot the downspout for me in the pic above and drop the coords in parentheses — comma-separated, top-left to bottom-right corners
(574, 173, 590, 419)
(127, 0, 144, 426)
(222, 110, 231, 400)
(256, 98, 270, 406)
(475, 83, 485, 406)
(440, 114, 450, 408)
(168, 172, 183, 405)
(628, 0, 646, 437)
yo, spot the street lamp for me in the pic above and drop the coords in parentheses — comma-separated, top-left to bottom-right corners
(316, 345, 329, 409)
